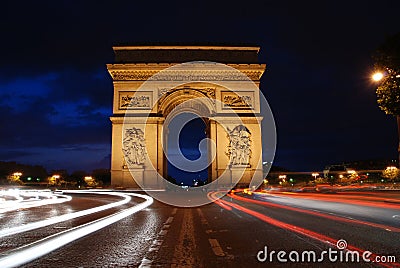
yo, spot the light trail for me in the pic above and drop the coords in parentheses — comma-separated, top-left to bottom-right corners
(0, 189, 72, 214)
(213, 198, 232, 211)
(231, 192, 400, 232)
(0, 190, 131, 238)
(265, 191, 400, 209)
(0, 192, 153, 268)
(280, 191, 400, 204)
(208, 192, 400, 268)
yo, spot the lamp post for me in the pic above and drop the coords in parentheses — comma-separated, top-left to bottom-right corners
(372, 71, 400, 168)
(398, 115, 400, 168)
(278, 175, 287, 185)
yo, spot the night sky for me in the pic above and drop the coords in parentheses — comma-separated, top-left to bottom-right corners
(1, 1, 399, 173)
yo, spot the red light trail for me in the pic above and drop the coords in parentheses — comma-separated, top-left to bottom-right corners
(208, 192, 400, 268)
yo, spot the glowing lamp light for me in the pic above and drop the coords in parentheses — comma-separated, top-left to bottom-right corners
(387, 166, 398, 171)
(372, 72, 384, 82)
(347, 169, 356, 174)
(84, 176, 94, 182)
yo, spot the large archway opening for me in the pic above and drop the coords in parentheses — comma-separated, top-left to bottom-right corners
(165, 112, 210, 187)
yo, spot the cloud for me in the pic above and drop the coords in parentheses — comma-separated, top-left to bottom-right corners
(0, 68, 112, 150)
(0, 149, 39, 160)
(0, 144, 111, 173)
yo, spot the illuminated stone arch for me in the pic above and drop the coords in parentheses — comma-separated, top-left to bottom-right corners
(107, 46, 265, 188)
(158, 87, 215, 118)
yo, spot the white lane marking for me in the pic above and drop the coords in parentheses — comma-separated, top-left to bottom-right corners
(171, 208, 177, 215)
(138, 257, 153, 268)
(393, 215, 400, 219)
(148, 239, 164, 251)
(165, 216, 174, 224)
(171, 209, 197, 267)
(138, 208, 177, 267)
(0, 191, 132, 238)
(158, 229, 168, 236)
(197, 208, 208, 225)
(208, 238, 225, 257)
(148, 246, 159, 252)
(152, 240, 163, 246)
(0, 193, 153, 268)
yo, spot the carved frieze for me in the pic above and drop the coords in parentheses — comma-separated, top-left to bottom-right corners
(119, 91, 152, 110)
(226, 125, 252, 166)
(109, 70, 263, 81)
(199, 87, 216, 99)
(158, 87, 215, 100)
(122, 127, 146, 166)
(158, 88, 170, 97)
(221, 91, 254, 109)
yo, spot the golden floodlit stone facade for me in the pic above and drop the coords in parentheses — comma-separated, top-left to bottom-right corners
(107, 46, 266, 188)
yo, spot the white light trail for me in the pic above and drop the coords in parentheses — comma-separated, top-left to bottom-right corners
(0, 190, 131, 238)
(0, 189, 71, 214)
(0, 192, 153, 268)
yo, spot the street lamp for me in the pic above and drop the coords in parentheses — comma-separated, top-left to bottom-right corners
(372, 71, 400, 168)
(372, 72, 384, 81)
(8, 172, 23, 184)
(49, 174, 60, 185)
(278, 175, 287, 185)
(382, 166, 399, 181)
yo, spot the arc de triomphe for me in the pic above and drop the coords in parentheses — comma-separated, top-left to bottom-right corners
(107, 46, 266, 188)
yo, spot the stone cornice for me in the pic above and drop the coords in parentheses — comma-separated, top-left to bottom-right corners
(113, 46, 260, 52)
(106, 63, 266, 81)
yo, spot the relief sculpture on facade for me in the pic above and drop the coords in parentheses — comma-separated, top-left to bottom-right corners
(119, 92, 151, 109)
(158, 87, 215, 100)
(222, 94, 252, 108)
(122, 127, 146, 165)
(110, 70, 263, 81)
(226, 125, 252, 165)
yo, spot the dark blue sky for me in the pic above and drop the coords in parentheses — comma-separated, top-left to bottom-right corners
(167, 114, 208, 184)
(0, 0, 399, 172)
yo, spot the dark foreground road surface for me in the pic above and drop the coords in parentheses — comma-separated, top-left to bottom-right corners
(1, 190, 399, 267)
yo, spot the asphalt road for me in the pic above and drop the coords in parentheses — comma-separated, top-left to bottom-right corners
(0, 190, 399, 267)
